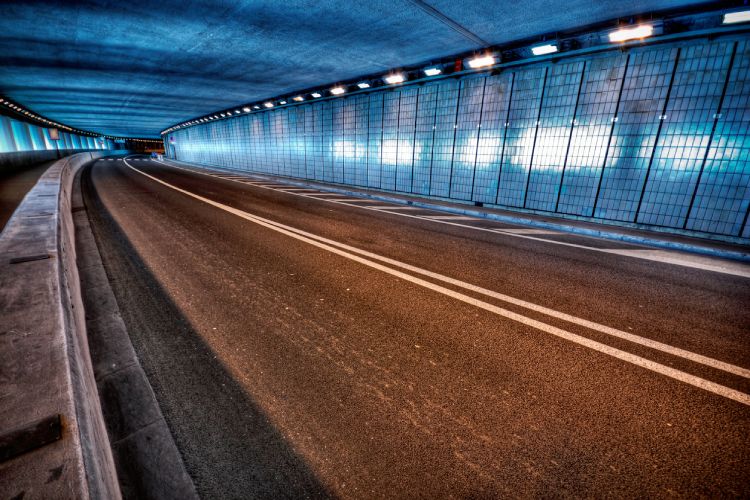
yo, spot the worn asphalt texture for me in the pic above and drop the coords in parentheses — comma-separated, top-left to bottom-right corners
(81, 157, 750, 498)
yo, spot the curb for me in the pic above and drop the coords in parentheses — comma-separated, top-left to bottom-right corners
(74, 162, 198, 499)
(0, 152, 120, 499)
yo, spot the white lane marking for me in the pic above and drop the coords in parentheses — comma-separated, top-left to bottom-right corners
(496, 228, 561, 235)
(604, 249, 750, 277)
(364, 205, 425, 210)
(159, 160, 750, 279)
(304, 192, 346, 197)
(326, 198, 373, 202)
(278, 188, 320, 192)
(422, 215, 481, 221)
(124, 159, 750, 406)
(206, 195, 750, 380)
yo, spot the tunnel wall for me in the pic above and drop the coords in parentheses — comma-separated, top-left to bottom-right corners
(0, 114, 114, 153)
(165, 35, 750, 243)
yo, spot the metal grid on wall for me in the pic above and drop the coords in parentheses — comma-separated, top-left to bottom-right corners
(167, 35, 750, 241)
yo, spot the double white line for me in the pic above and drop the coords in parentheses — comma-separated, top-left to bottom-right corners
(124, 159, 750, 406)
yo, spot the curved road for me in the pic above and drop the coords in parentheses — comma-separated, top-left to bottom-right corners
(81, 155, 750, 498)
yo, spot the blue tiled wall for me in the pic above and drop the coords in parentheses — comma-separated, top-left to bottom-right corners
(166, 36, 750, 242)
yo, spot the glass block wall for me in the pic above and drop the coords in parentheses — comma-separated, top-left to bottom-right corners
(165, 36, 750, 242)
(0, 115, 113, 153)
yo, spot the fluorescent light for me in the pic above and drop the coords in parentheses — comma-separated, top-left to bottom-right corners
(532, 43, 558, 56)
(424, 67, 442, 76)
(279, 100, 287, 105)
(357, 82, 370, 89)
(243, 107, 251, 112)
(723, 10, 750, 24)
(384, 73, 405, 84)
(253, 105, 260, 109)
(311, 92, 322, 98)
(234, 110, 241, 114)
(468, 55, 496, 68)
(293, 96, 304, 101)
(330, 86, 345, 95)
(609, 24, 653, 42)
(264, 102, 274, 108)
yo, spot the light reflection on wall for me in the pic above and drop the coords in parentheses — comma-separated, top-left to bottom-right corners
(167, 37, 750, 240)
(0, 115, 112, 153)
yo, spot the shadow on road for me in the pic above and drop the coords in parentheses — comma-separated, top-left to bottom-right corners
(81, 163, 332, 499)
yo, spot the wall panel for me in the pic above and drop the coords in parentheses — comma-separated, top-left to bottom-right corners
(557, 53, 627, 215)
(167, 35, 750, 241)
(497, 66, 545, 207)
(595, 46, 678, 222)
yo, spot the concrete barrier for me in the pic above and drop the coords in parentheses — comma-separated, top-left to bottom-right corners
(0, 149, 112, 177)
(0, 152, 121, 499)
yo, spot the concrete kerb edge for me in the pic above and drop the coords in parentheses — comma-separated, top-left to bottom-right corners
(73, 159, 199, 499)
(162, 158, 750, 263)
(0, 152, 121, 499)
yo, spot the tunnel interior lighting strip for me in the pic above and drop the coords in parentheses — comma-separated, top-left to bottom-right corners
(160, 5, 746, 135)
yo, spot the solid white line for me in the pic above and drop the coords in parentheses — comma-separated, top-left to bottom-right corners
(159, 159, 750, 279)
(422, 215, 481, 221)
(123, 159, 750, 406)
(235, 201, 750, 380)
(326, 198, 373, 202)
(363, 205, 425, 210)
(496, 228, 560, 235)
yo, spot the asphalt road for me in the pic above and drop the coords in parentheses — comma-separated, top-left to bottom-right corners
(81, 156, 750, 498)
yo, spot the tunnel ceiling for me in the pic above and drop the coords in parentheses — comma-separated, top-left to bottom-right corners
(0, 0, 708, 138)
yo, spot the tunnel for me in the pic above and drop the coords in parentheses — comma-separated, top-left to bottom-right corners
(1, 1, 749, 498)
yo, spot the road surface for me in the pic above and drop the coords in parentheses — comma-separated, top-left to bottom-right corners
(80, 155, 750, 498)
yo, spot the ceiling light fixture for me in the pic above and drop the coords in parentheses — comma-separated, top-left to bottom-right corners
(384, 73, 405, 84)
(609, 24, 653, 42)
(330, 87, 346, 95)
(723, 10, 750, 24)
(531, 43, 558, 56)
(467, 55, 496, 68)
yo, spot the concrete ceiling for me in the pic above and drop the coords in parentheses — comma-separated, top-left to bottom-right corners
(0, 0, 708, 138)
